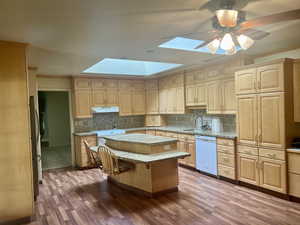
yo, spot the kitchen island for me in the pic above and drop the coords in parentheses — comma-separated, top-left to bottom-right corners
(90, 134, 190, 197)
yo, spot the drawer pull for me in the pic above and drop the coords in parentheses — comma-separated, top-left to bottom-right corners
(245, 150, 252, 155)
(223, 158, 230, 163)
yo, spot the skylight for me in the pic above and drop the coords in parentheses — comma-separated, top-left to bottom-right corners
(159, 37, 241, 55)
(83, 58, 183, 76)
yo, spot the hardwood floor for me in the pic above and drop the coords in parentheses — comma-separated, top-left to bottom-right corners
(26, 167, 300, 225)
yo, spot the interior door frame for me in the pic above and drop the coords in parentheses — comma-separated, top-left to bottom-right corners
(37, 88, 75, 178)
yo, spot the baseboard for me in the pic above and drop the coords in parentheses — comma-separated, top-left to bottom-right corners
(0, 217, 31, 225)
(289, 195, 300, 203)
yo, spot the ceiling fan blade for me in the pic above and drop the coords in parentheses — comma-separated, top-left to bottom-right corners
(239, 9, 300, 31)
(240, 28, 270, 40)
(124, 8, 200, 16)
(194, 37, 216, 49)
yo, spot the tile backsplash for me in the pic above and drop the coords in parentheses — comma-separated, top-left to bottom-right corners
(165, 109, 236, 132)
(74, 113, 145, 132)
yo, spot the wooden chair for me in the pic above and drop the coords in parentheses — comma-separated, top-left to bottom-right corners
(97, 144, 133, 175)
(83, 140, 101, 168)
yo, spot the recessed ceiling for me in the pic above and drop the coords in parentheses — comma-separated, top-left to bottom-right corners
(83, 58, 182, 76)
(0, 0, 299, 76)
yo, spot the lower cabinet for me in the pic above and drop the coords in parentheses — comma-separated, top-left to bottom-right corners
(287, 151, 300, 198)
(237, 145, 287, 193)
(217, 138, 236, 180)
(177, 134, 195, 168)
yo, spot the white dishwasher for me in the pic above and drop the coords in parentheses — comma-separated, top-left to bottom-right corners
(195, 135, 217, 176)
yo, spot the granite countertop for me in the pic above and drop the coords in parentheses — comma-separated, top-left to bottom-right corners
(287, 148, 300, 154)
(74, 126, 237, 139)
(103, 133, 178, 145)
(90, 146, 190, 163)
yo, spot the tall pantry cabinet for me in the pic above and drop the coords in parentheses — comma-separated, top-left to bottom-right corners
(235, 59, 300, 194)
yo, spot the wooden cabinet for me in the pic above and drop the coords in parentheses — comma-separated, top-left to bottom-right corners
(119, 80, 146, 116)
(287, 151, 300, 198)
(237, 153, 260, 186)
(217, 138, 236, 180)
(293, 60, 300, 122)
(186, 83, 207, 106)
(236, 94, 258, 146)
(91, 79, 119, 107)
(222, 78, 236, 113)
(74, 78, 92, 89)
(92, 89, 106, 106)
(74, 89, 92, 118)
(132, 89, 146, 115)
(207, 78, 236, 114)
(235, 68, 257, 95)
(207, 80, 222, 114)
(177, 134, 195, 168)
(146, 89, 159, 114)
(106, 88, 119, 106)
(257, 64, 284, 93)
(259, 157, 286, 193)
(258, 92, 285, 149)
(186, 141, 196, 167)
(159, 74, 185, 114)
(119, 90, 133, 116)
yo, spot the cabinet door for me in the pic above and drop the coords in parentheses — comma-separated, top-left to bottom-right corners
(74, 90, 92, 118)
(186, 85, 197, 106)
(159, 88, 168, 114)
(176, 87, 185, 114)
(237, 153, 259, 186)
(235, 68, 257, 94)
(259, 157, 287, 193)
(178, 140, 187, 165)
(132, 89, 146, 115)
(236, 95, 258, 146)
(207, 81, 222, 114)
(223, 78, 236, 114)
(146, 89, 159, 114)
(167, 88, 176, 114)
(119, 90, 132, 116)
(257, 64, 284, 93)
(92, 89, 106, 107)
(186, 141, 195, 167)
(195, 83, 206, 105)
(106, 88, 119, 106)
(92, 79, 106, 89)
(258, 92, 285, 149)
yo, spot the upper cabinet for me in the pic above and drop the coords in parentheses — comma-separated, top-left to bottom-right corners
(293, 60, 300, 122)
(159, 73, 185, 114)
(73, 78, 93, 118)
(185, 71, 207, 107)
(119, 80, 146, 116)
(236, 63, 284, 95)
(145, 79, 159, 114)
(92, 79, 119, 107)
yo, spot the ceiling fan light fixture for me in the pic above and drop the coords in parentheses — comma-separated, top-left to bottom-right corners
(216, 9, 238, 27)
(225, 45, 237, 55)
(207, 38, 220, 54)
(237, 34, 255, 50)
(220, 33, 235, 51)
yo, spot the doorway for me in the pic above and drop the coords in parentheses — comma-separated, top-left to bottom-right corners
(38, 91, 72, 170)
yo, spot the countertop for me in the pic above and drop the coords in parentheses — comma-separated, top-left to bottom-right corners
(103, 134, 178, 145)
(90, 146, 190, 163)
(74, 126, 237, 139)
(287, 148, 300, 154)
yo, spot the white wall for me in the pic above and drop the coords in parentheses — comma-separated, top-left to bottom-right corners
(255, 48, 300, 63)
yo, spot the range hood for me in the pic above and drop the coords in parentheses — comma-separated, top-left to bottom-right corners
(91, 106, 119, 114)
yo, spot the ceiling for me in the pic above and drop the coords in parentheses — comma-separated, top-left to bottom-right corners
(1, 0, 300, 76)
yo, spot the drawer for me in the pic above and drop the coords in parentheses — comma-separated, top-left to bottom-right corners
(217, 145, 235, 155)
(238, 145, 258, 156)
(218, 165, 235, 180)
(178, 133, 194, 141)
(288, 152, 300, 174)
(218, 152, 235, 167)
(289, 173, 300, 197)
(259, 148, 285, 161)
(146, 130, 156, 136)
(164, 132, 178, 138)
(217, 138, 235, 146)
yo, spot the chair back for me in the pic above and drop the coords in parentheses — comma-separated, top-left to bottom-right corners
(97, 145, 119, 175)
(83, 140, 98, 167)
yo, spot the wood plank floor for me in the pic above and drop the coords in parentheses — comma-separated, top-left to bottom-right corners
(26, 167, 300, 225)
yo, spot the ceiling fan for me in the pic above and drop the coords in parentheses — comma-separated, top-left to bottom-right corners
(157, 0, 300, 55)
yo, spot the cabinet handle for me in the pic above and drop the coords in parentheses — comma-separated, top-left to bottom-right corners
(260, 161, 263, 170)
(258, 81, 261, 89)
(256, 161, 260, 169)
(245, 150, 252, 155)
(267, 153, 276, 159)
(254, 80, 256, 90)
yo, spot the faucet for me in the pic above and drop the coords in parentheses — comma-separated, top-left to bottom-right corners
(195, 116, 203, 129)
